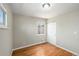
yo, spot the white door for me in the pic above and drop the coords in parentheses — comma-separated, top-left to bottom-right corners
(47, 22, 56, 44)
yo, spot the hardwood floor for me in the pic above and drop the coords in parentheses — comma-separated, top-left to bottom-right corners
(12, 43, 74, 56)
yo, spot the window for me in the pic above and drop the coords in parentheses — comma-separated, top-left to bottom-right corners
(0, 4, 7, 28)
(38, 24, 44, 34)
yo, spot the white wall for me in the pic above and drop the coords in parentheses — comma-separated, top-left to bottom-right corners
(0, 4, 13, 56)
(13, 15, 47, 49)
(48, 10, 79, 55)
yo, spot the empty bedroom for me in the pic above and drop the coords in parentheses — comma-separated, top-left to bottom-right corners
(0, 3, 79, 56)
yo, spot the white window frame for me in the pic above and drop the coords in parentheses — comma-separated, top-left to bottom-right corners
(0, 4, 7, 28)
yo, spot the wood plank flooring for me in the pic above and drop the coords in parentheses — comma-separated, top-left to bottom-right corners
(12, 43, 74, 56)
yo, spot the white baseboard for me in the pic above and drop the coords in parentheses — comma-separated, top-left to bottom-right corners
(48, 41, 78, 56)
(12, 41, 46, 51)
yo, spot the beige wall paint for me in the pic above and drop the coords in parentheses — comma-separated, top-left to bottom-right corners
(0, 4, 13, 56)
(48, 10, 79, 55)
(13, 15, 47, 49)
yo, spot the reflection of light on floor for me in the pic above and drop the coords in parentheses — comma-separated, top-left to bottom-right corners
(34, 47, 45, 56)
(33, 46, 55, 56)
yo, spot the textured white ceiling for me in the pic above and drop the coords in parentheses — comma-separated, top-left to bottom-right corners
(9, 3, 79, 19)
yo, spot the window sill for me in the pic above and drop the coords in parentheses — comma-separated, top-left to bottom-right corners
(0, 26, 8, 29)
